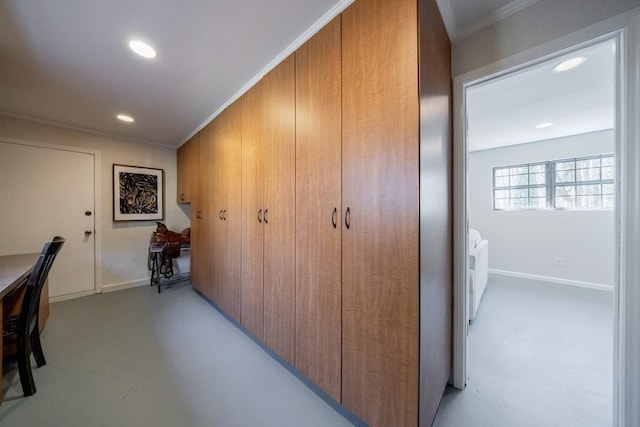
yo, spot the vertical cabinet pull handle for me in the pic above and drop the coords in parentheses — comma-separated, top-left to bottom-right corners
(180, 193, 185, 201)
(222, 210, 227, 220)
(345, 207, 350, 229)
(332, 208, 337, 228)
(264, 209, 269, 224)
(196, 211, 201, 219)
(258, 209, 262, 223)
(218, 210, 223, 220)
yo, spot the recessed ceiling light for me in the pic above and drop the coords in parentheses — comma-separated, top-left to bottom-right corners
(536, 122, 554, 129)
(128, 40, 156, 59)
(553, 56, 586, 72)
(117, 114, 134, 123)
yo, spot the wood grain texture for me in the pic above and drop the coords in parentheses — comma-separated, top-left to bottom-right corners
(190, 125, 209, 294)
(187, 133, 200, 204)
(210, 100, 242, 322)
(177, 133, 200, 204)
(241, 84, 265, 340)
(177, 142, 188, 203)
(341, 0, 420, 425)
(418, 1, 452, 425)
(262, 55, 296, 364)
(198, 121, 217, 300)
(294, 16, 342, 401)
(209, 114, 224, 307)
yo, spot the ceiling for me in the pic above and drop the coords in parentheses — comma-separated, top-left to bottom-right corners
(0, 0, 542, 148)
(467, 39, 616, 152)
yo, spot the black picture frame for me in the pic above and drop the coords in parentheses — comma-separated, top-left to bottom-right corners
(113, 164, 164, 221)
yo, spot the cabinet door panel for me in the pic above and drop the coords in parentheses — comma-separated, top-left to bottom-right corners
(216, 100, 243, 321)
(177, 133, 199, 204)
(188, 134, 200, 204)
(294, 16, 342, 401)
(177, 142, 188, 203)
(201, 122, 217, 301)
(209, 115, 224, 306)
(241, 84, 265, 339)
(192, 126, 211, 294)
(188, 136, 203, 291)
(262, 56, 296, 364)
(341, 0, 419, 425)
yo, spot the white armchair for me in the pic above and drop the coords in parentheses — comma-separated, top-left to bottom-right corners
(469, 229, 488, 321)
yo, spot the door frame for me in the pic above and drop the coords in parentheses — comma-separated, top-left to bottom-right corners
(452, 9, 640, 427)
(0, 136, 101, 297)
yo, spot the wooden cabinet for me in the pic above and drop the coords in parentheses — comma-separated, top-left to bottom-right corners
(241, 57, 296, 363)
(262, 56, 296, 364)
(209, 101, 242, 321)
(338, 0, 452, 426)
(240, 82, 265, 341)
(190, 126, 211, 294)
(294, 16, 342, 401)
(177, 133, 199, 204)
(341, 0, 420, 425)
(184, 0, 451, 425)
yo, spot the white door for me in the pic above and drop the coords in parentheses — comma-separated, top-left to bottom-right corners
(0, 141, 95, 298)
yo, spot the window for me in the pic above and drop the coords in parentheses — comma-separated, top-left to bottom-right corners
(493, 162, 548, 210)
(553, 154, 615, 209)
(493, 154, 614, 211)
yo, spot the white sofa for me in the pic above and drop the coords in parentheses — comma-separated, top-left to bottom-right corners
(469, 229, 488, 321)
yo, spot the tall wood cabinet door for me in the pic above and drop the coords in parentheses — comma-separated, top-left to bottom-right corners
(294, 16, 342, 401)
(200, 122, 216, 301)
(187, 133, 200, 203)
(209, 116, 225, 306)
(177, 141, 188, 203)
(178, 133, 199, 204)
(191, 126, 210, 294)
(241, 84, 265, 340)
(215, 100, 243, 322)
(262, 56, 296, 364)
(341, 0, 420, 425)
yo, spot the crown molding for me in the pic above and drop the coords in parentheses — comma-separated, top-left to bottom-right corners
(180, 0, 355, 147)
(453, 0, 542, 41)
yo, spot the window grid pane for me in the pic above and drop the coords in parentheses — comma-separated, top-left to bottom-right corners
(493, 162, 548, 210)
(552, 154, 614, 210)
(493, 154, 614, 212)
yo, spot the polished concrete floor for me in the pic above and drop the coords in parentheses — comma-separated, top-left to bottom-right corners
(1, 281, 357, 427)
(433, 275, 613, 427)
(2, 276, 613, 427)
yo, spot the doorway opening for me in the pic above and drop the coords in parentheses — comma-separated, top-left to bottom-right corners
(438, 35, 621, 427)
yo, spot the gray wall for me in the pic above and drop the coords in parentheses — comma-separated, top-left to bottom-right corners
(452, 0, 640, 75)
(469, 129, 615, 287)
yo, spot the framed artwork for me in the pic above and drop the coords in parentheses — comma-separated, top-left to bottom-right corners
(113, 164, 164, 221)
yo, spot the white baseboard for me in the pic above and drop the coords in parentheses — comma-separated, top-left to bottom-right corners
(489, 268, 613, 292)
(49, 289, 96, 303)
(100, 278, 149, 294)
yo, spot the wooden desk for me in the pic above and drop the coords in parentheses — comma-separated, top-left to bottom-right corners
(0, 253, 39, 404)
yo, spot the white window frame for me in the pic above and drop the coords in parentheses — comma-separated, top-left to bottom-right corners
(493, 153, 615, 211)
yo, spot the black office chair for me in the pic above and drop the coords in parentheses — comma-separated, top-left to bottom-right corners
(2, 236, 65, 396)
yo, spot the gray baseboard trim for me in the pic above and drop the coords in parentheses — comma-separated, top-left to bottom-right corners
(100, 278, 149, 293)
(489, 268, 613, 292)
(49, 289, 96, 303)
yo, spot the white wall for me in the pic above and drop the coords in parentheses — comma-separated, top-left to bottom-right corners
(452, 0, 640, 75)
(469, 129, 615, 287)
(0, 114, 190, 291)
